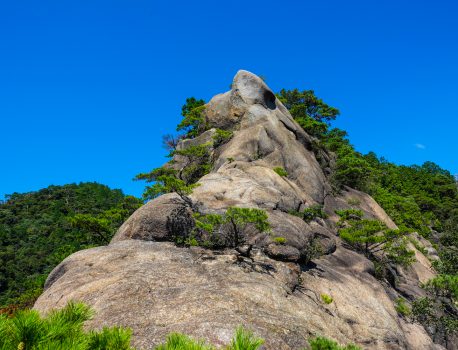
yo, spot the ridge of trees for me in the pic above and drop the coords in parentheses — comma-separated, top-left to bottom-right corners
(0, 183, 142, 310)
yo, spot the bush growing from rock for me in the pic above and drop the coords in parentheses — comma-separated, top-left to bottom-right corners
(177, 97, 207, 138)
(273, 236, 286, 244)
(337, 212, 415, 266)
(273, 167, 288, 177)
(192, 207, 270, 248)
(335, 209, 363, 222)
(412, 296, 458, 341)
(308, 336, 361, 350)
(212, 129, 233, 147)
(321, 294, 333, 305)
(135, 143, 212, 205)
(394, 297, 411, 317)
(423, 274, 458, 300)
(289, 205, 327, 223)
(171, 143, 212, 185)
(135, 169, 199, 207)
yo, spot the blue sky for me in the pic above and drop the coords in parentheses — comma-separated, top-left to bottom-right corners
(1, 0, 457, 198)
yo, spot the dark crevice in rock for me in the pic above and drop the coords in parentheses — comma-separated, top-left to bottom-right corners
(278, 119, 313, 151)
(263, 90, 277, 110)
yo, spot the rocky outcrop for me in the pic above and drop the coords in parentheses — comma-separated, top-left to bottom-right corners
(34, 70, 443, 349)
(34, 240, 441, 350)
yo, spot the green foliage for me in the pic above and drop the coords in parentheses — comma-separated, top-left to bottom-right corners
(295, 117, 328, 138)
(412, 297, 435, 324)
(227, 326, 264, 350)
(154, 333, 214, 350)
(395, 298, 411, 317)
(308, 336, 361, 350)
(279, 88, 457, 250)
(367, 160, 458, 237)
(0, 183, 141, 309)
(0, 301, 134, 350)
(335, 209, 363, 221)
(331, 148, 372, 191)
(135, 143, 211, 203)
(303, 237, 325, 263)
(177, 98, 206, 138)
(409, 237, 428, 256)
(139, 173, 199, 203)
(68, 214, 112, 244)
(225, 207, 270, 235)
(273, 167, 288, 177)
(88, 327, 134, 350)
(213, 129, 233, 147)
(273, 236, 286, 244)
(320, 294, 333, 305)
(337, 212, 415, 266)
(193, 207, 270, 248)
(303, 205, 327, 222)
(412, 296, 458, 338)
(433, 246, 458, 275)
(289, 205, 327, 223)
(370, 187, 429, 236)
(277, 89, 340, 124)
(424, 275, 458, 300)
(154, 326, 264, 350)
(172, 143, 212, 185)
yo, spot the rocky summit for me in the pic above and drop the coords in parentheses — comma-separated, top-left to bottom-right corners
(34, 71, 445, 349)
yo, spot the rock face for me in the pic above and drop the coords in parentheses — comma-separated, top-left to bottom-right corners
(34, 70, 444, 349)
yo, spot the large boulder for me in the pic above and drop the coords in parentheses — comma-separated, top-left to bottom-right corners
(34, 70, 442, 350)
(112, 193, 193, 243)
(34, 240, 442, 350)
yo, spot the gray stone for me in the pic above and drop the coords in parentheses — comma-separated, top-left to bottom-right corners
(34, 70, 443, 350)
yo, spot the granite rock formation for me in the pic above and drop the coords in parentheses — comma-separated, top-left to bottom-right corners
(34, 71, 443, 349)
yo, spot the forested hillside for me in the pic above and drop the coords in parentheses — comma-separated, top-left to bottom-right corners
(0, 183, 142, 311)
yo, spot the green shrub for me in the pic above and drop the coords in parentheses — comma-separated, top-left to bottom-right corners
(423, 274, 458, 300)
(88, 327, 134, 350)
(335, 209, 363, 221)
(394, 298, 411, 317)
(0, 301, 134, 350)
(227, 326, 264, 350)
(409, 238, 428, 256)
(308, 336, 361, 350)
(213, 129, 233, 147)
(321, 294, 333, 305)
(273, 236, 286, 244)
(337, 212, 415, 266)
(193, 207, 270, 248)
(302, 205, 327, 222)
(154, 326, 265, 350)
(171, 143, 212, 185)
(154, 333, 214, 350)
(273, 167, 288, 177)
(412, 296, 458, 337)
(176, 98, 207, 138)
(289, 205, 327, 223)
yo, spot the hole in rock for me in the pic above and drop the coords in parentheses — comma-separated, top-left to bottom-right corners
(263, 90, 276, 110)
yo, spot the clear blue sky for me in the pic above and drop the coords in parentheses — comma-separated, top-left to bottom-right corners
(1, 0, 457, 198)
